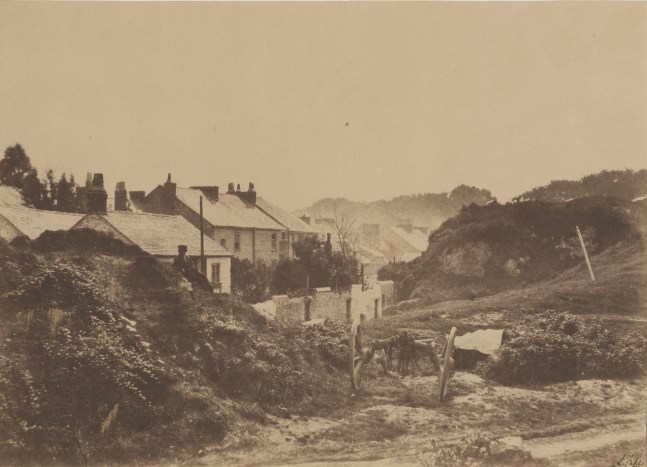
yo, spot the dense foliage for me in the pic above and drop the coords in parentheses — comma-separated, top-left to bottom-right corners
(0, 238, 351, 464)
(515, 168, 647, 203)
(230, 257, 273, 303)
(272, 236, 359, 296)
(0, 144, 84, 212)
(0, 259, 167, 464)
(478, 312, 647, 384)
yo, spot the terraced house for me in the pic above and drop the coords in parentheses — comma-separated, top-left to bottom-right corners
(133, 175, 317, 263)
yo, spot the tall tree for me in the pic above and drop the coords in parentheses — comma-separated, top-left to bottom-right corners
(42, 169, 57, 210)
(21, 169, 45, 208)
(0, 144, 33, 187)
(56, 173, 76, 212)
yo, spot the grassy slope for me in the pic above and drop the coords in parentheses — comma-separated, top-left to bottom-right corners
(0, 235, 351, 464)
(395, 197, 646, 304)
(367, 238, 647, 340)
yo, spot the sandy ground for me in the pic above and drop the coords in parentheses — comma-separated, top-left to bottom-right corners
(194, 372, 646, 466)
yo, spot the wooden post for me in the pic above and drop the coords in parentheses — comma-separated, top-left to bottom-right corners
(576, 226, 595, 281)
(200, 196, 205, 274)
(306, 273, 310, 294)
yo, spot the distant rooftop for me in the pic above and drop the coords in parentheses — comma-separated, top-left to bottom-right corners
(0, 206, 83, 240)
(0, 186, 26, 208)
(95, 211, 231, 257)
(176, 187, 284, 230)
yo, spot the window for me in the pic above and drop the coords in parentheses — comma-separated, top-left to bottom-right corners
(211, 263, 221, 283)
(234, 232, 240, 251)
(220, 239, 227, 248)
(281, 232, 287, 240)
(271, 233, 277, 250)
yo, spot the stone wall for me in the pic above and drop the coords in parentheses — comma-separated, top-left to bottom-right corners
(265, 282, 389, 325)
(378, 280, 395, 308)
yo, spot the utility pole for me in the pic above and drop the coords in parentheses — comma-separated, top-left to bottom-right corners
(200, 195, 205, 274)
(576, 226, 595, 281)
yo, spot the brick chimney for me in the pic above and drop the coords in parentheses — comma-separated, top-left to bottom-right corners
(115, 181, 128, 211)
(190, 185, 219, 202)
(162, 173, 176, 214)
(238, 182, 256, 204)
(87, 173, 108, 213)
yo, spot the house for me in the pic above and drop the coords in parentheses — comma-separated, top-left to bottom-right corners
(73, 211, 232, 293)
(382, 224, 429, 262)
(254, 196, 319, 258)
(135, 175, 316, 263)
(74, 173, 232, 293)
(0, 205, 83, 242)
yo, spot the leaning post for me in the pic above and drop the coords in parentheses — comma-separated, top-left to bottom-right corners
(576, 226, 595, 281)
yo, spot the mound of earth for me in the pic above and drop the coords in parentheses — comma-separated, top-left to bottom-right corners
(392, 196, 645, 304)
(0, 236, 350, 465)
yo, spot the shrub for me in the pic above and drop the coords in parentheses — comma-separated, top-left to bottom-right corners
(478, 312, 647, 384)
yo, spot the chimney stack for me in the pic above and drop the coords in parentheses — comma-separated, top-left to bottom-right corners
(115, 181, 128, 211)
(87, 173, 108, 213)
(245, 182, 256, 204)
(162, 173, 176, 214)
(234, 181, 257, 204)
(300, 215, 311, 225)
(190, 185, 219, 202)
(227, 182, 235, 193)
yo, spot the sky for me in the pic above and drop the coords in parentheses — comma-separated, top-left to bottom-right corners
(0, 2, 645, 210)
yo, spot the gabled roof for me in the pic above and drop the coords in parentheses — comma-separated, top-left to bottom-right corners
(93, 211, 231, 257)
(388, 226, 429, 252)
(0, 206, 83, 239)
(255, 197, 319, 234)
(0, 186, 26, 207)
(175, 187, 284, 230)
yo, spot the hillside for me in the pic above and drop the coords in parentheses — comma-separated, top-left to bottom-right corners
(384, 196, 646, 304)
(0, 232, 349, 465)
(369, 238, 647, 339)
(294, 185, 493, 230)
(515, 168, 647, 203)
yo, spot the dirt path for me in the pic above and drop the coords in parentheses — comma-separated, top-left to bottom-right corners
(195, 372, 646, 466)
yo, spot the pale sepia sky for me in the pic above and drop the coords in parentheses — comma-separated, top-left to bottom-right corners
(0, 2, 645, 210)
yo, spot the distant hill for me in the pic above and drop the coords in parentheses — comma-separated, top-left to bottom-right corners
(294, 185, 493, 229)
(385, 196, 646, 304)
(515, 169, 647, 203)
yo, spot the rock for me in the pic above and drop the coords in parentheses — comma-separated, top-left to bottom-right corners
(490, 436, 531, 462)
(251, 300, 277, 320)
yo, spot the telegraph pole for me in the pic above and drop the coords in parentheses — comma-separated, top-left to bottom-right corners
(200, 195, 205, 274)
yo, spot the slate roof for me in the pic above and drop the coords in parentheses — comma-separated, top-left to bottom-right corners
(98, 211, 231, 257)
(255, 197, 319, 234)
(0, 186, 26, 207)
(175, 188, 284, 230)
(388, 226, 429, 252)
(0, 206, 83, 239)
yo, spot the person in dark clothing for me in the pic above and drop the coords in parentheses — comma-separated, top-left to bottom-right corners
(173, 245, 213, 292)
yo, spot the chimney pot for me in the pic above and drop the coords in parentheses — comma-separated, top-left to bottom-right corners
(115, 181, 128, 211)
(166, 173, 172, 183)
(227, 182, 235, 193)
(248, 182, 255, 192)
(87, 172, 107, 213)
(236, 184, 241, 192)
